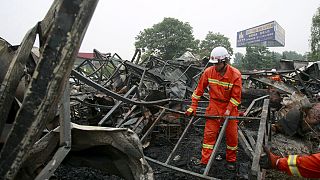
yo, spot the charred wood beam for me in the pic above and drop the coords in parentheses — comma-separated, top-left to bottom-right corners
(34, 147, 70, 180)
(59, 83, 71, 147)
(0, 0, 98, 178)
(250, 99, 270, 178)
(238, 128, 254, 159)
(35, 85, 71, 180)
(0, 25, 38, 137)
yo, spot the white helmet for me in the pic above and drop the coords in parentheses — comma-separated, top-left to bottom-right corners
(209, 46, 230, 64)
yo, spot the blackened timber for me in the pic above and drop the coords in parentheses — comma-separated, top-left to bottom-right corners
(0, 25, 38, 138)
(0, 0, 98, 178)
(250, 99, 269, 178)
(238, 128, 254, 159)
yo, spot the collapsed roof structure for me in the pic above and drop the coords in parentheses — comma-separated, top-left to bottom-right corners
(0, 0, 319, 179)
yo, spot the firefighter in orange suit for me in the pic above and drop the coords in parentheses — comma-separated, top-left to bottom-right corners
(185, 46, 242, 171)
(263, 146, 320, 178)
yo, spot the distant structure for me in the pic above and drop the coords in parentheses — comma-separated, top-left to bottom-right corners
(237, 21, 285, 47)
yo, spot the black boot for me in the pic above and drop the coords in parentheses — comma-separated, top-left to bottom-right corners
(226, 161, 236, 171)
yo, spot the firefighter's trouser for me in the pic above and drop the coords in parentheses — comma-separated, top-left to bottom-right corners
(201, 102, 238, 164)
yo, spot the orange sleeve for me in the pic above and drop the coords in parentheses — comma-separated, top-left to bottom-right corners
(191, 69, 209, 106)
(277, 153, 320, 178)
(226, 73, 242, 113)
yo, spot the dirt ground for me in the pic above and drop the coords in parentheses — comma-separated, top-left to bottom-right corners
(54, 117, 319, 180)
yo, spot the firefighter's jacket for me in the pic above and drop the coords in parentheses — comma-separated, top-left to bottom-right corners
(277, 152, 320, 178)
(191, 64, 242, 116)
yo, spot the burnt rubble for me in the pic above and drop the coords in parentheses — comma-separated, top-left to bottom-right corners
(1, 1, 320, 180)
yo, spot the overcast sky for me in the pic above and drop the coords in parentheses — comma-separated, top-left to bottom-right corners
(0, 0, 319, 60)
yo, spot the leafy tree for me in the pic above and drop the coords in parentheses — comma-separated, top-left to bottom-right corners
(232, 52, 244, 70)
(241, 46, 273, 70)
(268, 51, 282, 69)
(135, 17, 199, 60)
(310, 7, 320, 61)
(282, 51, 305, 60)
(240, 46, 283, 70)
(199, 32, 233, 58)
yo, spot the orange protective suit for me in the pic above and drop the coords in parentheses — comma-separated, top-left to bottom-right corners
(190, 64, 242, 164)
(271, 74, 281, 81)
(276, 153, 320, 178)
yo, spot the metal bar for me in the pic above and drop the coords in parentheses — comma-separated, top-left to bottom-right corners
(140, 108, 166, 142)
(145, 157, 218, 180)
(251, 99, 269, 178)
(132, 116, 145, 131)
(98, 85, 137, 126)
(160, 61, 169, 74)
(87, 60, 107, 78)
(172, 64, 193, 84)
(71, 70, 173, 105)
(74, 58, 89, 70)
(116, 105, 137, 128)
(165, 116, 195, 164)
(204, 118, 229, 175)
(156, 105, 260, 121)
(138, 68, 147, 91)
(102, 61, 126, 86)
(243, 95, 269, 116)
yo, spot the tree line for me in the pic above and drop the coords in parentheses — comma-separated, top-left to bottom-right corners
(134, 7, 320, 70)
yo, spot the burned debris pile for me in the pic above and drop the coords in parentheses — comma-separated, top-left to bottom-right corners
(1, 1, 320, 180)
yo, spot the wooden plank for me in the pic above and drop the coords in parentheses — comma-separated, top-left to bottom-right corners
(0, 25, 37, 136)
(238, 128, 254, 159)
(251, 99, 269, 178)
(0, 0, 98, 178)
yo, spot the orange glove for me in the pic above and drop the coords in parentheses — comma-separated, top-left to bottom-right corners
(185, 105, 197, 116)
(262, 145, 281, 169)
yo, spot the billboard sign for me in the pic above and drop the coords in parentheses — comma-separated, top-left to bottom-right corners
(237, 21, 285, 47)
